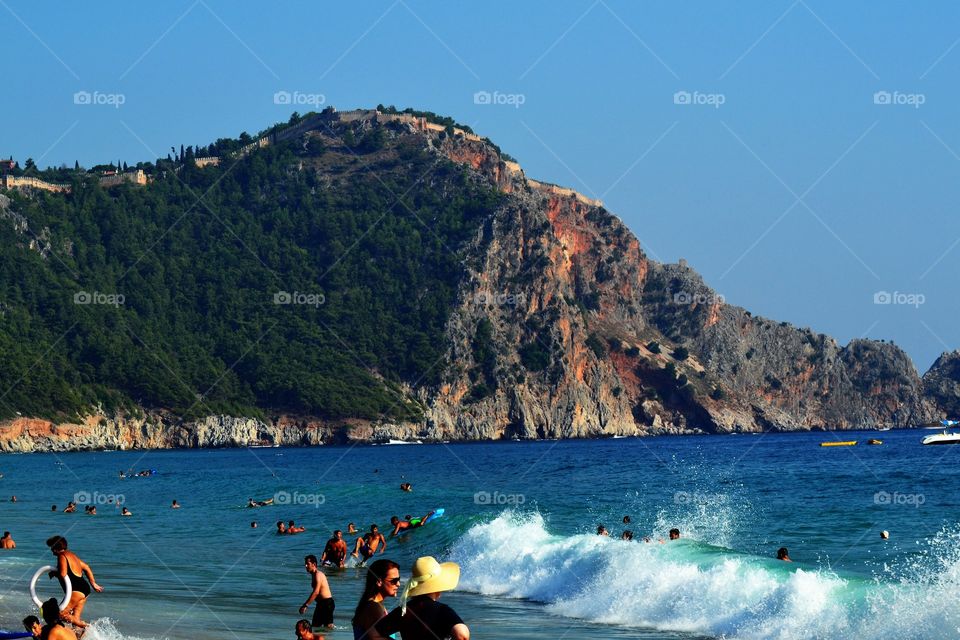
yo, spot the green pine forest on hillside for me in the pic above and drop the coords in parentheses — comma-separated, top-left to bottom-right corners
(0, 125, 503, 423)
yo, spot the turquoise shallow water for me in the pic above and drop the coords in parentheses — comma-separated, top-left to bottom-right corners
(0, 429, 958, 639)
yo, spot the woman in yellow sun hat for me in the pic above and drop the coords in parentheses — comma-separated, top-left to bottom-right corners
(374, 556, 470, 640)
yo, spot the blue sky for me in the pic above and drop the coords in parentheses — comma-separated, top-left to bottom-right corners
(2, 1, 959, 371)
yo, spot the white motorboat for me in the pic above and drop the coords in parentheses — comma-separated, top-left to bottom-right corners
(922, 431, 960, 445)
(922, 421, 960, 445)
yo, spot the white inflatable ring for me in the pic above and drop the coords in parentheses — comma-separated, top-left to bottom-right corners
(30, 565, 71, 610)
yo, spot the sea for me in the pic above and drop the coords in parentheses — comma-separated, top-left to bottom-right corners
(0, 428, 958, 639)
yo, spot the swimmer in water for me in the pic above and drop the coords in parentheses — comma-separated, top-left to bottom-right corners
(277, 521, 287, 535)
(248, 497, 274, 508)
(171, 500, 180, 509)
(288, 520, 306, 534)
(597, 525, 609, 536)
(389, 511, 433, 536)
(347, 523, 358, 535)
(0, 531, 15, 548)
(777, 547, 792, 562)
(22, 614, 41, 638)
(38, 598, 77, 640)
(121, 507, 132, 516)
(63, 502, 76, 513)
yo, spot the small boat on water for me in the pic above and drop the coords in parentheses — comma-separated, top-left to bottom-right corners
(821, 441, 857, 447)
(922, 420, 960, 445)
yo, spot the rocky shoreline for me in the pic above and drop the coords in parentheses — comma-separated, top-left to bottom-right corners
(0, 410, 919, 454)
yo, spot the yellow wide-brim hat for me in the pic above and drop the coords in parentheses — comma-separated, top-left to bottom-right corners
(404, 556, 461, 598)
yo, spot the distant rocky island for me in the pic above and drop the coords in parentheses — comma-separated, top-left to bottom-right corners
(0, 106, 956, 452)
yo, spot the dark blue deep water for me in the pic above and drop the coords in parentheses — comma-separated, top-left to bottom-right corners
(0, 429, 958, 639)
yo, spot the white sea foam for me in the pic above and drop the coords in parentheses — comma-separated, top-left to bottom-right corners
(83, 618, 161, 640)
(449, 512, 960, 639)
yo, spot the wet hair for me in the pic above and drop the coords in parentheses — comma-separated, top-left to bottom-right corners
(289, 520, 296, 526)
(40, 598, 60, 624)
(621, 530, 634, 540)
(22, 615, 39, 631)
(295, 619, 312, 634)
(370, 524, 378, 531)
(305, 555, 318, 566)
(623, 515, 631, 524)
(390, 516, 400, 524)
(777, 547, 789, 560)
(2, 531, 9, 537)
(45, 536, 67, 552)
(669, 528, 680, 539)
(597, 525, 607, 535)
(334, 529, 342, 536)
(352, 559, 400, 625)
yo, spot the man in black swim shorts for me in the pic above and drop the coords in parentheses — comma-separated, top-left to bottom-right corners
(300, 555, 335, 629)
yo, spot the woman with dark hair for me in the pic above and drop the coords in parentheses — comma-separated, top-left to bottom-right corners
(45, 536, 102, 629)
(352, 558, 400, 640)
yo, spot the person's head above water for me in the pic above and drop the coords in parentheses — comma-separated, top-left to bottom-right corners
(597, 525, 608, 535)
(295, 619, 313, 639)
(304, 555, 318, 570)
(370, 524, 379, 533)
(40, 598, 60, 624)
(390, 516, 400, 525)
(881, 530, 889, 539)
(669, 528, 680, 540)
(22, 615, 41, 636)
(623, 515, 631, 524)
(45, 535, 67, 553)
(777, 547, 791, 561)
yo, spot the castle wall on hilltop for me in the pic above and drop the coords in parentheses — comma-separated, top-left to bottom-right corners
(2, 175, 71, 193)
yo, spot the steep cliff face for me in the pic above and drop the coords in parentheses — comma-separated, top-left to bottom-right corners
(923, 351, 960, 418)
(0, 109, 951, 451)
(415, 117, 939, 437)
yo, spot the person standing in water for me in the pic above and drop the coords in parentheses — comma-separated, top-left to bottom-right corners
(45, 535, 103, 629)
(351, 524, 387, 563)
(320, 530, 347, 568)
(375, 556, 469, 640)
(352, 559, 400, 640)
(300, 555, 335, 630)
(0, 531, 15, 548)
